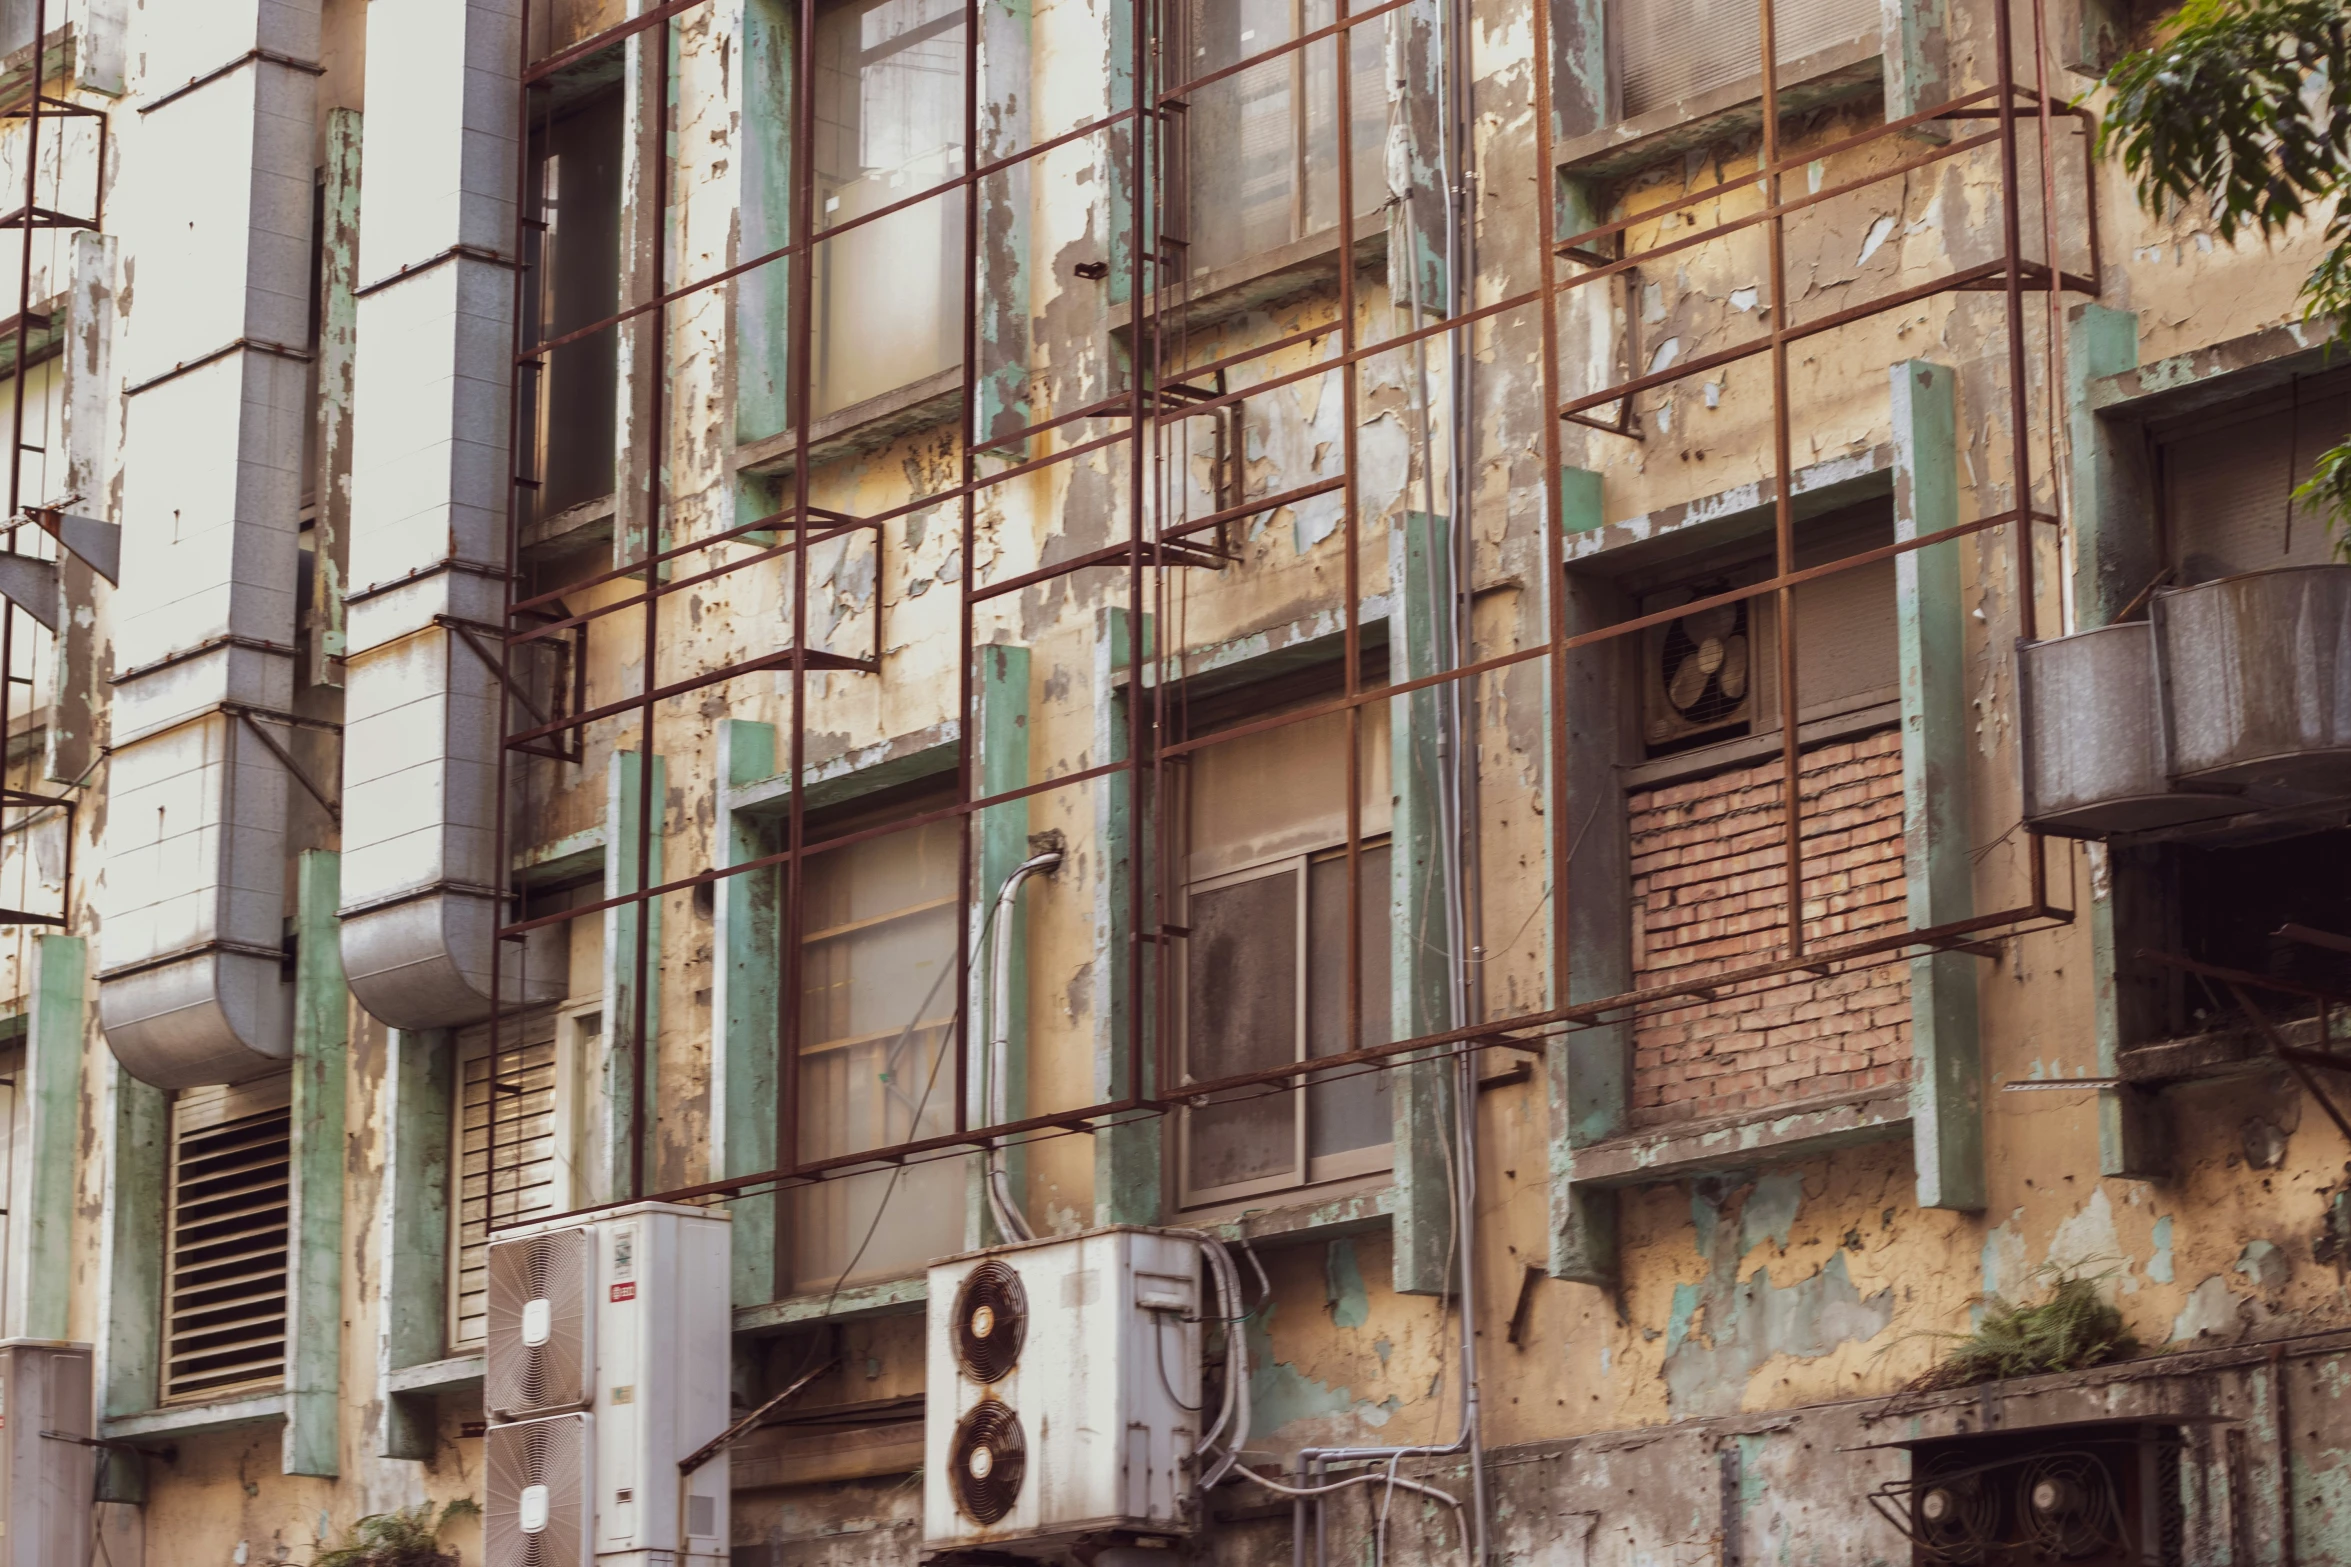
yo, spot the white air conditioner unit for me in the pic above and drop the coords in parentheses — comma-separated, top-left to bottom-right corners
(924, 1227, 1203, 1556)
(483, 1203, 731, 1567)
(0, 1341, 94, 1567)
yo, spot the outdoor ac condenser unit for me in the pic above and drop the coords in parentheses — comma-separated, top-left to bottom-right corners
(0, 1341, 93, 1567)
(924, 1227, 1203, 1556)
(483, 1203, 731, 1567)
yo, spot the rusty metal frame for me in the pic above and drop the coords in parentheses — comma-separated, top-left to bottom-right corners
(0, 0, 100, 939)
(481, 0, 2097, 1226)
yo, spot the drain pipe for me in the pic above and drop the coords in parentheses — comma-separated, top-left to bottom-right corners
(983, 849, 1060, 1244)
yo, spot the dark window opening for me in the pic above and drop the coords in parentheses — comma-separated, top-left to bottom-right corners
(2119, 826, 2351, 1043)
(523, 76, 624, 523)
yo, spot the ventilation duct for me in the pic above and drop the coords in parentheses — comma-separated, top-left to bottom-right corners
(95, 1, 323, 1087)
(338, 0, 560, 1027)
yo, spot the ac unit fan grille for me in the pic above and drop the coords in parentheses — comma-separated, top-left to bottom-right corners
(953, 1260, 1028, 1383)
(950, 1398, 1027, 1525)
(485, 1228, 591, 1419)
(487, 1413, 589, 1567)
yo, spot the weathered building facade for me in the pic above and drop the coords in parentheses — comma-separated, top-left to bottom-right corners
(0, 0, 2343, 1559)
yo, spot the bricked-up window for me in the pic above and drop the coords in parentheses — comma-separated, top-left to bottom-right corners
(788, 783, 966, 1290)
(448, 1012, 568, 1353)
(162, 1074, 293, 1403)
(811, 0, 965, 417)
(1177, 687, 1393, 1208)
(523, 79, 622, 522)
(1617, 521, 1907, 1127)
(1165, 0, 1385, 278)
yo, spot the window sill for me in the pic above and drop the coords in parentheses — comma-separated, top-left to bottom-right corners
(104, 1392, 287, 1442)
(1178, 1174, 1395, 1248)
(386, 1354, 484, 1398)
(733, 1272, 929, 1336)
(1556, 37, 1885, 188)
(1568, 1086, 1910, 1188)
(1108, 212, 1388, 340)
(2118, 1018, 2328, 1087)
(521, 490, 615, 561)
(1619, 691, 1900, 793)
(736, 367, 964, 483)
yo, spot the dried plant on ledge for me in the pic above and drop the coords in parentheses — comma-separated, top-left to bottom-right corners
(315, 1499, 480, 1567)
(1906, 1275, 2142, 1394)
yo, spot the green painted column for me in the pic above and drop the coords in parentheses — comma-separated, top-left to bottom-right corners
(1390, 512, 1457, 1297)
(1892, 361, 1984, 1212)
(715, 720, 780, 1305)
(1092, 609, 1160, 1225)
(310, 109, 360, 689)
(970, 644, 1033, 1248)
(96, 1056, 165, 1422)
(2064, 303, 2168, 1179)
(737, 0, 793, 446)
(16, 935, 82, 1340)
(976, 0, 1033, 445)
(284, 851, 348, 1475)
(1549, 0, 1606, 142)
(604, 751, 665, 1201)
(1884, 0, 1950, 121)
(378, 1028, 453, 1460)
(1549, 468, 1624, 1287)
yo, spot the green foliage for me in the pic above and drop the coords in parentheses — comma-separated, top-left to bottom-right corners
(314, 1499, 477, 1567)
(1908, 1275, 2141, 1392)
(2100, 0, 2351, 548)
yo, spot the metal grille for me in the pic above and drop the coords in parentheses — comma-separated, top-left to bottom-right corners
(453, 1026, 561, 1350)
(162, 1088, 292, 1402)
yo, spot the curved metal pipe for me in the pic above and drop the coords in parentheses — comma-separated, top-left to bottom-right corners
(984, 849, 1061, 1243)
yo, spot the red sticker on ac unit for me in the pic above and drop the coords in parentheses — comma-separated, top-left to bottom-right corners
(611, 1282, 637, 1302)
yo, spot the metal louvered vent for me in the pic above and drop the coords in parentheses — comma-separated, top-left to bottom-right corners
(950, 1398, 1027, 1524)
(161, 1095, 292, 1402)
(452, 1028, 562, 1350)
(487, 1412, 592, 1567)
(485, 1228, 593, 1421)
(954, 1260, 1027, 1383)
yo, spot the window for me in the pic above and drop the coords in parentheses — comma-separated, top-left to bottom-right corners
(449, 1011, 575, 1353)
(524, 80, 623, 521)
(787, 787, 965, 1290)
(1177, 685, 1393, 1208)
(2153, 369, 2351, 583)
(1616, 511, 1907, 1127)
(811, 0, 966, 417)
(1612, 0, 1881, 120)
(161, 1074, 292, 1403)
(1168, 0, 1386, 278)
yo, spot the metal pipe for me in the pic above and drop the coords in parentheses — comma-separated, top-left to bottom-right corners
(984, 850, 1061, 1244)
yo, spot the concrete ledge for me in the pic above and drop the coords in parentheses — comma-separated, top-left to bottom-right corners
(2087, 318, 2338, 423)
(385, 1354, 483, 1398)
(738, 368, 963, 481)
(1563, 444, 1894, 572)
(103, 1392, 287, 1442)
(1555, 40, 1884, 187)
(1570, 1088, 1911, 1187)
(1202, 1182, 1396, 1247)
(1109, 214, 1387, 339)
(734, 1274, 928, 1335)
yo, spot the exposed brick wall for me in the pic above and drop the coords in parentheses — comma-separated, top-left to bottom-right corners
(1625, 726, 1912, 1128)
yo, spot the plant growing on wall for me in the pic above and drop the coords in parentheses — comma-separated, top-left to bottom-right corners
(314, 1499, 480, 1567)
(2099, 0, 2351, 541)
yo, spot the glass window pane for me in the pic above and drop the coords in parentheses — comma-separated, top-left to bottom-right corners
(1184, 868, 1301, 1193)
(813, 0, 967, 416)
(1307, 843, 1392, 1158)
(790, 812, 966, 1288)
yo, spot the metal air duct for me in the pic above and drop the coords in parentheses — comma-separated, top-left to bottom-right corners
(95, 0, 324, 1087)
(337, 0, 561, 1027)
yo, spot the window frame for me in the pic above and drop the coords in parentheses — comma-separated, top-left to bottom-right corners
(1175, 836, 1397, 1210)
